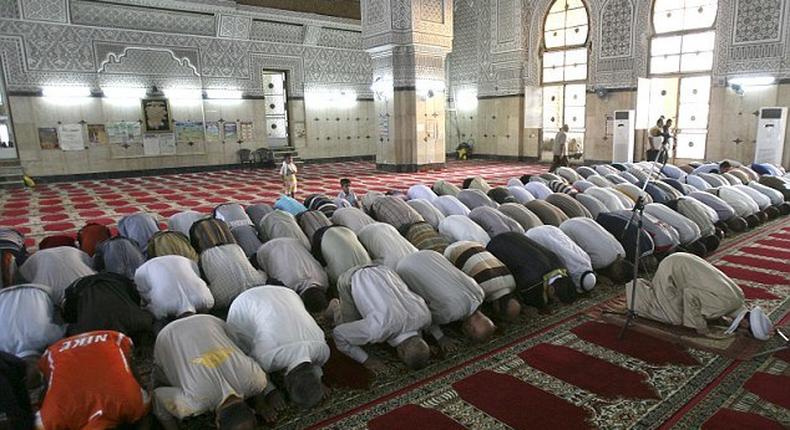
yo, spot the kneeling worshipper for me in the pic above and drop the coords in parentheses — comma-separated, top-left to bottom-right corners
(370, 195, 425, 231)
(118, 212, 160, 255)
(134, 255, 215, 321)
(214, 203, 254, 229)
(748, 181, 790, 215)
(444, 241, 521, 320)
(36, 331, 150, 430)
(189, 218, 236, 254)
(407, 184, 439, 202)
(584, 186, 627, 212)
(256, 238, 329, 313)
(507, 184, 536, 204)
(168, 210, 205, 237)
(94, 236, 146, 280)
(396, 251, 494, 350)
(19, 246, 95, 304)
(628, 253, 772, 340)
(274, 195, 308, 216)
(76, 223, 111, 257)
(316, 226, 372, 284)
(0, 284, 64, 361)
(407, 198, 445, 229)
(707, 186, 763, 228)
(432, 195, 471, 217)
(433, 179, 461, 197)
(555, 166, 582, 184)
(457, 189, 498, 210)
(469, 206, 525, 236)
(330, 207, 376, 234)
(331, 264, 432, 370)
(63, 272, 154, 338)
(1, 352, 35, 430)
(605, 210, 680, 256)
(545, 192, 592, 219)
(439, 215, 491, 245)
(227, 286, 329, 410)
(358, 222, 418, 270)
(231, 224, 264, 260)
(575, 193, 609, 218)
(259, 210, 311, 250)
(403, 221, 450, 253)
(526, 226, 597, 293)
(296, 210, 333, 246)
(523, 180, 553, 200)
(666, 197, 722, 252)
(463, 176, 491, 193)
(524, 199, 569, 227)
(758, 175, 790, 201)
(304, 194, 339, 218)
(153, 314, 272, 429)
(246, 204, 274, 227)
(487, 232, 576, 307)
(147, 230, 199, 261)
(733, 183, 781, 219)
(644, 203, 707, 256)
(488, 186, 517, 204)
(200, 244, 268, 310)
(559, 218, 631, 282)
(497, 203, 543, 231)
(687, 191, 749, 233)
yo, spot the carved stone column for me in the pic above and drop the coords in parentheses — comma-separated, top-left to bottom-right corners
(362, 0, 453, 171)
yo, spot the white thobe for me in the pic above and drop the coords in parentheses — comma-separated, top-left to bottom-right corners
(358, 223, 418, 270)
(331, 207, 376, 234)
(19, 246, 95, 304)
(526, 226, 595, 290)
(134, 255, 215, 319)
(407, 184, 439, 202)
(256, 238, 327, 294)
(168, 211, 205, 237)
(333, 265, 431, 363)
(433, 195, 471, 217)
(0, 284, 64, 358)
(507, 186, 536, 204)
(439, 215, 491, 245)
(749, 181, 784, 205)
(407, 199, 446, 229)
(733, 185, 771, 210)
(716, 187, 759, 217)
(227, 286, 330, 374)
(644, 203, 701, 245)
(584, 187, 626, 212)
(524, 182, 552, 200)
(559, 218, 625, 269)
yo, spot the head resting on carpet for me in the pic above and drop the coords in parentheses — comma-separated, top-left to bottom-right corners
(284, 361, 324, 410)
(725, 216, 749, 233)
(300, 284, 329, 314)
(726, 307, 773, 341)
(216, 396, 256, 430)
(491, 294, 522, 321)
(606, 256, 634, 284)
(550, 276, 577, 304)
(396, 335, 430, 370)
(580, 271, 597, 292)
(462, 310, 496, 342)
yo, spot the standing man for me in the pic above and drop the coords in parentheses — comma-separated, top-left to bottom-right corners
(550, 124, 569, 172)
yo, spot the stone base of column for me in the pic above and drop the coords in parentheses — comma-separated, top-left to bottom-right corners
(376, 162, 446, 172)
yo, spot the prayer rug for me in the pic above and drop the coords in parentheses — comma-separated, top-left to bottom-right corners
(274, 218, 790, 430)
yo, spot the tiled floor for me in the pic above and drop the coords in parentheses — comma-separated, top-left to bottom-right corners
(0, 160, 547, 248)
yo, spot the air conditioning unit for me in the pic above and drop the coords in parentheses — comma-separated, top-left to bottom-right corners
(754, 107, 788, 165)
(612, 110, 635, 163)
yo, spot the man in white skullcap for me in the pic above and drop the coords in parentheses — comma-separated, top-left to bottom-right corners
(526, 226, 597, 292)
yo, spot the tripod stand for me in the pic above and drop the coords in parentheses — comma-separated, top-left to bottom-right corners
(618, 144, 670, 340)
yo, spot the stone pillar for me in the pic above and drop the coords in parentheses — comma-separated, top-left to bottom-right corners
(361, 0, 453, 172)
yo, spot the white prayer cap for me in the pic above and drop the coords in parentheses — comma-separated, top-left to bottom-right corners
(580, 271, 596, 292)
(749, 307, 772, 341)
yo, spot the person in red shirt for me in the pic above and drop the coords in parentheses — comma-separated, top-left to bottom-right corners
(34, 330, 151, 430)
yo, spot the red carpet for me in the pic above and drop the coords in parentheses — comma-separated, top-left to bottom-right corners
(720, 255, 790, 273)
(738, 284, 780, 300)
(518, 343, 659, 400)
(757, 239, 790, 249)
(739, 246, 790, 261)
(714, 265, 788, 285)
(702, 409, 785, 430)
(570, 321, 698, 366)
(368, 405, 465, 430)
(452, 370, 592, 429)
(743, 373, 790, 410)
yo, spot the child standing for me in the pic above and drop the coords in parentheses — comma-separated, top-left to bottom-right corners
(280, 154, 298, 198)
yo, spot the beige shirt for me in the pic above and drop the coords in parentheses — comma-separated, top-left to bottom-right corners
(552, 130, 567, 156)
(629, 253, 745, 335)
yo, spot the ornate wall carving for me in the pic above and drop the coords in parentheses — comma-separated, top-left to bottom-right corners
(0, 1, 19, 19)
(218, 14, 252, 39)
(70, 1, 216, 36)
(317, 28, 362, 49)
(599, 0, 633, 58)
(733, 0, 783, 44)
(250, 20, 305, 44)
(20, 0, 68, 23)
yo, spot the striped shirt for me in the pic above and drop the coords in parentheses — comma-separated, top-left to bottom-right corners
(444, 241, 515, 302)
(404, 222, 450, 254)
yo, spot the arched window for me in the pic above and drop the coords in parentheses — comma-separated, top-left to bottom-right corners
(542, 0, 589, 162)
(648, 0, 718, 159)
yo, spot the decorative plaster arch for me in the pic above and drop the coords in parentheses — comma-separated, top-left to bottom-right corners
(97, 46, 200, 76)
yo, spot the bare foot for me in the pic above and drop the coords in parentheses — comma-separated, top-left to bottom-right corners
(362, 357, 388, 373)
(436, 336, 459, 355)
(324, 298, 341, 327)
(265, 389, 287, 412)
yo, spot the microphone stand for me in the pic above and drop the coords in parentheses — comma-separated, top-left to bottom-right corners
(618, 143, 670, 340)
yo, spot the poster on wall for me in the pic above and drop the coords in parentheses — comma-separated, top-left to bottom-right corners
(107, 121, 141, 145)
(223, 122, 238, 143)
(141, 98, 172, 132)
(159, 133, 176, 155)
(87, 124, 108, 146)
(239, 121, 254, 142)
(143, 133, 177, 156)
(38, 127, 59, 150)
(205, 122, 220, 142)
(58, 123, 86, 151)
(143, 133, 161, 156)
(175, 121, 204, 144)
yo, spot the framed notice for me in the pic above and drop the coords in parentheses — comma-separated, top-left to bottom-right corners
(38, 127, 59, 150)
(58, 123, 86, 151)
(175, 120, 204, 144)
(87, 124, 108, 145)
(223, 121, 238, 143)
(141, 97, 172, 132)
(239, 121, 254, 142)
(205, 122, 220, 142)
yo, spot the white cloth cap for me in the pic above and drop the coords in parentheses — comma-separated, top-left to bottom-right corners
(749, 307, 772, 341)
